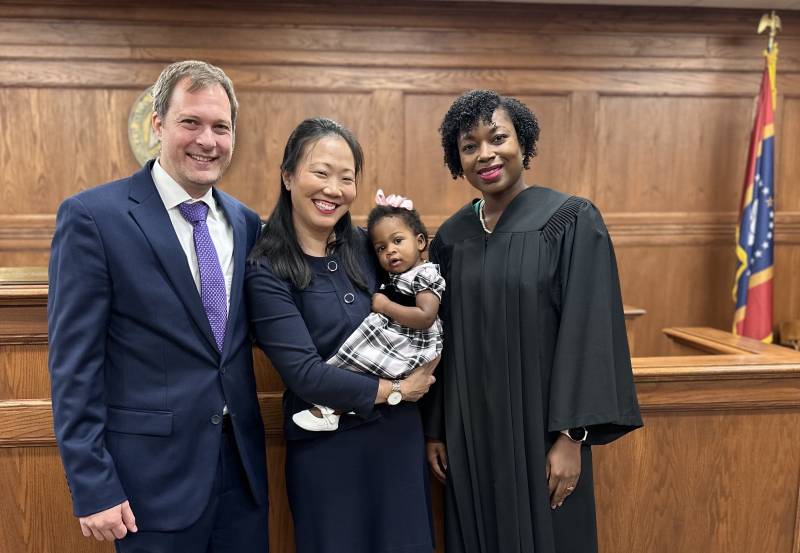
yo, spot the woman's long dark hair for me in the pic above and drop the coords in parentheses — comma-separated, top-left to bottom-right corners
(248, 117, 368, 291)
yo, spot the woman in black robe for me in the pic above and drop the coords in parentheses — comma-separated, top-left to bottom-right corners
(422, 90, 643, 553)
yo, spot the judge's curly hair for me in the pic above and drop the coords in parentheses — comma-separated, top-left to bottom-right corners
(439, 89, 540, 179)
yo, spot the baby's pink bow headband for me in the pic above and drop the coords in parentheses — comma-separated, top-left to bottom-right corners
(375, 189, 413, 210)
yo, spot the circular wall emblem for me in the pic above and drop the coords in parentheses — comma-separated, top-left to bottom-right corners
(127, 87, 160, 165)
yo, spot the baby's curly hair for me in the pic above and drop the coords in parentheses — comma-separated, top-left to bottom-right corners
(367, 205, 430, 252)
(439, 89, 540, 179)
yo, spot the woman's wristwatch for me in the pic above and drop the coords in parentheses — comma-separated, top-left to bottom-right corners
(560, 427, 588, 442)
(387, 380, 403, 405)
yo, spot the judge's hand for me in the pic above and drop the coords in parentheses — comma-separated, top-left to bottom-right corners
(546, 435, 581, 509)
(79, 500, 137, 541)
(426, 439, 448, 484)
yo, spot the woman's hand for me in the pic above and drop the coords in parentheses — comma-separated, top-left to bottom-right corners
(546, 434, 582, 509)
(399, 357, 439, 401)
(426, 439, 448, 484)
(375, 357, 438, 404)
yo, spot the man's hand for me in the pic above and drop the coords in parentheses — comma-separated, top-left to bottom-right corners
(79, 500, 137, 541)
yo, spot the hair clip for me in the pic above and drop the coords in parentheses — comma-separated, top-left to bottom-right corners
(375, 189, 413, 210)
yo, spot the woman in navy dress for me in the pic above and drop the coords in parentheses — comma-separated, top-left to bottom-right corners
(245, 117, 437, 553)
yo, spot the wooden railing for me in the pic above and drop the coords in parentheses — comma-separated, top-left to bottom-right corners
(593, 328, 800, 553)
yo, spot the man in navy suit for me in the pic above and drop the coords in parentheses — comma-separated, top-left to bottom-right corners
(48, 60, 268, 552)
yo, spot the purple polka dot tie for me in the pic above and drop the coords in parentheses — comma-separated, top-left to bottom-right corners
(178, 201, 227, 352)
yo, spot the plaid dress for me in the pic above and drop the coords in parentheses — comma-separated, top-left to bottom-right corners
(327, 262, 445, 379)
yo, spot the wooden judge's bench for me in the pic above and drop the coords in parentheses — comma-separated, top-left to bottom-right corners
(1, 267, 799, 553)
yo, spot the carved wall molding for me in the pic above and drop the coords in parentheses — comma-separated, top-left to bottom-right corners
(4, 212, 800, 254)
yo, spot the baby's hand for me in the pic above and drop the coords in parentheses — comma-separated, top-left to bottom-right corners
(372, 292, 389, 314)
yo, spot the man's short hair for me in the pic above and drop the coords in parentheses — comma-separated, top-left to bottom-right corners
(152, 60, 239, 130)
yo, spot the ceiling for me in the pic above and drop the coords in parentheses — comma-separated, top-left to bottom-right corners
(445, 0, 799, 9)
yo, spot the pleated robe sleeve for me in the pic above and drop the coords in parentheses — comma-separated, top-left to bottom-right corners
(546, 199, 643, 445)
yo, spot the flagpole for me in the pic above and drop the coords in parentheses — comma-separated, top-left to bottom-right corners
(732, 13, 779, 342)
(758, 12, 780, 109)
(758, 11, 781, 53)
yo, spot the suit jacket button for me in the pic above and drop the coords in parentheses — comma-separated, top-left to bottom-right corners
(220, 366, 227, 375)
(210, 414, 222, 425)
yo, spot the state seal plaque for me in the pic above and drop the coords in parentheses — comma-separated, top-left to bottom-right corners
(127, 87, 160, 165)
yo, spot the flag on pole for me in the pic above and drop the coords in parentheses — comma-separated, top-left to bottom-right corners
(732, 44, 777, 342)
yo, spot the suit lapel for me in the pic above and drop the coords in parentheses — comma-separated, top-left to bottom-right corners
(127, 162, 220, 357)
(214, 190, 247, 364)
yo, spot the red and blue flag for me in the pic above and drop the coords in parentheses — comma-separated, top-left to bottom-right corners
(733, 45, 777, 342)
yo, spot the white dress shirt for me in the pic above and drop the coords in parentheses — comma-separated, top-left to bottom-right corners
(152, 160, 234, 414)
(151, 159, 234, 313)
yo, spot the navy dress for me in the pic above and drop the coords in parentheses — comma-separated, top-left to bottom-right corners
(245, 230, 434, 553)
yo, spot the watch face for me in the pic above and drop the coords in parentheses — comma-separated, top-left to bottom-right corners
(568, 427, 587, 441)
(387, 391, 402, 405)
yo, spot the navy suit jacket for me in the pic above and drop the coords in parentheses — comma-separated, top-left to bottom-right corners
(48, 160, 267, 531)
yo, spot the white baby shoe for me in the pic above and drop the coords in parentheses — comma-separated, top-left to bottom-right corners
(292, 405, 340, 431)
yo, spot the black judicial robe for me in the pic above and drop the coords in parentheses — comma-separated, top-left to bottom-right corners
(423, 186, 642, 553)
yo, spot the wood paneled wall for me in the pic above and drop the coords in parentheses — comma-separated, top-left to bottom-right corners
(1, 1, 800, 356)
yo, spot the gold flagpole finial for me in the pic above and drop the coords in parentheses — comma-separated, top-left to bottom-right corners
(758, 11, 781, 52)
